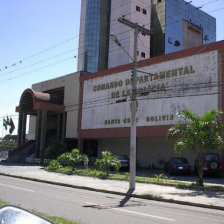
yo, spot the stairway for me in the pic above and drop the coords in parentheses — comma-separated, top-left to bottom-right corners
(7, 140, 35, 162)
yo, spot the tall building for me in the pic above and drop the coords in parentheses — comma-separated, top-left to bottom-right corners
(78, 0, 111, 73)
(108, 0, 151, 69)
(78, 0, 216, 73)
(78, 0, 151, 73)
(151, 0, 216, 57)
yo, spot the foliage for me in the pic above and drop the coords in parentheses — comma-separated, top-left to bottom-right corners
(95, 151, 121, 175)
(44, 141, 67, 159)
(3, 135, 17, 142)
(168, 110, 224, 186)
(153, 174, 168, 182)
(57, 166, 73, 175)
(46, 160, 61, 171)
(58, 149, 89, 170)
(0, 141, 17, 152)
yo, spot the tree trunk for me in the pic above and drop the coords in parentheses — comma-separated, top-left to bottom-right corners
(198, 152, 204, 187)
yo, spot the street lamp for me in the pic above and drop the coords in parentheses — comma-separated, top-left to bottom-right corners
(110, 32, 138, 190)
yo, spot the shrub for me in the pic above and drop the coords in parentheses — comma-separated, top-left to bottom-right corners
(44, 141, 67, 159)
(46, 160, 61, 171)
(95, 151, 121, 176)
(57, 149, 89, 170)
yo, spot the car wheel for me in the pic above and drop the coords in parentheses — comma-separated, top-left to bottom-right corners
(209, 161, 218, 171)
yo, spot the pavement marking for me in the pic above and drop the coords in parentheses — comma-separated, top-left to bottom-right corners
(0, 183, 34, 193)
(85, 202, 176, 222)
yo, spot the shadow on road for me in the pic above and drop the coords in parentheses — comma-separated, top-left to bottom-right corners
(83, 189, 146, 210)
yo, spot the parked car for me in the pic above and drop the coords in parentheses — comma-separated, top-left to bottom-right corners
(114, 155, 129, 170)
(165, 157, 191, 175)
(194, 153, 223, 176)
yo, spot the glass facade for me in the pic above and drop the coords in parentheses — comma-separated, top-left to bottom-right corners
(84, 0, 101, 73)
(165, 0, 216, 54)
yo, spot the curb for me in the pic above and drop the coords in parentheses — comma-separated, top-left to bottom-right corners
(0, 172, 224, 211)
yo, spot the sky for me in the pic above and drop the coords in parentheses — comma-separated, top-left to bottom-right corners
(0, 0, 223, 137)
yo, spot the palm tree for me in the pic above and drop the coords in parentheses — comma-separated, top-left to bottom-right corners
(168, 110, 224, 186)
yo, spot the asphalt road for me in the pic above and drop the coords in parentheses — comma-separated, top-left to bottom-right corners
(0, 176, 224, 224)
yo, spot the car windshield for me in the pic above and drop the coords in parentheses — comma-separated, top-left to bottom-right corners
(170, 158, 187, 163)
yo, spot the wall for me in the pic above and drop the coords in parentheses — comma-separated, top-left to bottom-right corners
(98, 137, 197, 168)
(82, 50, 219, 130)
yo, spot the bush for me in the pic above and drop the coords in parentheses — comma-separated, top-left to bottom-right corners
(44, 141, 67, 159)
(57, 149, 89, 170)
(46, 160, 61, 171)
(95, 151, 121, 176)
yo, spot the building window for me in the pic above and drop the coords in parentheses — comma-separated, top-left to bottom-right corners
(141, 52, 145, 58)
(142, 9, 147, 15)
(136, 6, 140, 12)
(137, 50, 139, 56)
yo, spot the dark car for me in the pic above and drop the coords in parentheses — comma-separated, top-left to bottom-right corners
(114, 155, 129, 170)
(165, 157, 191, 175)
(194, 153, 223, 176)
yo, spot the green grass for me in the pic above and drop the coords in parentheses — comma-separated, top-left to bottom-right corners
(0, 199, 77, 224)
(45, 165, 224, 192)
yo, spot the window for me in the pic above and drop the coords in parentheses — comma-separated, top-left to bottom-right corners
(136, 6, 140, 12)
(137, 50, 139, 56)
(141, 52, 145, 58)
(142, 9, 147, 15)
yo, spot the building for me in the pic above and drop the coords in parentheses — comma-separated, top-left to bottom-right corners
(14, 72, 81, 160)
(108, 0, 151, 69)
(77, 0, 111, 73)
(78, 0, 152, 73)
(151, 0, 216, 57)
(79, 41, 224, 168)
(13, 41, 224, 167)
(78, 0, 216, 73)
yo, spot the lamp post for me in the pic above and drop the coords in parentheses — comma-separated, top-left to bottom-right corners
(110, 31, 138, 190)
(110, 17, 153, 190)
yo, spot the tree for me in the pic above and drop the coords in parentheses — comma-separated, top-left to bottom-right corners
(95, 151, 121, 176)
(168, 110, 224, 186)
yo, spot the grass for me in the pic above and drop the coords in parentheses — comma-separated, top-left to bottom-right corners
(45, 166, 224, 192)
(0, 199, 77, 224)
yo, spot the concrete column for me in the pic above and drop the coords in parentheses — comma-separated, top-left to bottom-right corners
(17, 113, 23, 147)
(40, 110, 47, 159)
(21, 113, 27, 145)
(61, 112, 66, 141)
(56, 114, 62, 141)
(78, 138, 84, 153)
(35, 111, 41, 157)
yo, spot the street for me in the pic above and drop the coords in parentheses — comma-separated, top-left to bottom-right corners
(0, 176, 224, 224)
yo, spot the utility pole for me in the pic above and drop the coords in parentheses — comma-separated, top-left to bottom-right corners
(118, 17, 153, 190)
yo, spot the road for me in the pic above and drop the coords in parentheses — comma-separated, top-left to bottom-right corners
(0, 175, 224, 224)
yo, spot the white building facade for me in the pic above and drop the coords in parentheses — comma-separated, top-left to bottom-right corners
(79, 41, 224, 168)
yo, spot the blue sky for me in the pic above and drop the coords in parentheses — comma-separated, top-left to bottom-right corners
(0, 0, 223, 137)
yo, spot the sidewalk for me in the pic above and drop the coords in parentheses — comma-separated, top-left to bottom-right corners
(0, 163, 224, 210)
